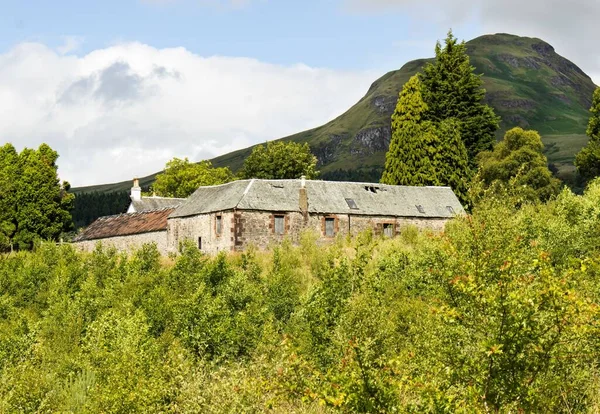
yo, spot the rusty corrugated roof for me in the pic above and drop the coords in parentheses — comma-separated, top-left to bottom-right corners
(73, 208, 174, 242)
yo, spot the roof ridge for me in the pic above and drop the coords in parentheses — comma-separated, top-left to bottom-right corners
(235, 178, 255, 209)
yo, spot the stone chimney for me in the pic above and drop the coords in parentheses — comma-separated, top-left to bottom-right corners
(299, 176, 308, 222)
(131, 178, 141, 201)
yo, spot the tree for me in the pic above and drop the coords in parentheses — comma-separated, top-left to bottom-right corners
(239, 141, 318, 180)
(474, 127, 561, 203)
(152, 158, 234, 198)
(381, 75, 471, 204)
(575, 87, 600, 182)
(0, 143, 74, 251)
(420, 30, 500, 163)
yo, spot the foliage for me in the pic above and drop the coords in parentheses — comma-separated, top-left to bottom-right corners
(0, 143, 74, 251)
(381, 75, 472, 204)
(239, 140, 319, 180)
(6, 184, 600, 411)
(473, 127, 562, 203)
(152, 158, 234, 198)
(575, 87, 600, 182)
(419, 30, 500, 163)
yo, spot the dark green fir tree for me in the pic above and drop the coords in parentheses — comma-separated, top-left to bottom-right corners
(420, 30, 500, 163)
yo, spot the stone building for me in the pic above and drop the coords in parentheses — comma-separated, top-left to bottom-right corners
(74, 178, 464, 255)
(167, 178, 464, 254)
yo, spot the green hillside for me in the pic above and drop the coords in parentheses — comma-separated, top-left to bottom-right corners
(72, 33, 597, 195)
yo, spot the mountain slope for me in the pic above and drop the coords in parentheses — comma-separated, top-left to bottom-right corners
(72, 33, 597, 195)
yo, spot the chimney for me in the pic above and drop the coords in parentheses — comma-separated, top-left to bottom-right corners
(131, 178, 141, 201)
(299, 176, 308, 223)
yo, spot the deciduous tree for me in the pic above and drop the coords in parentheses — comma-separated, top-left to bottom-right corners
(239, 141, 318, 180)
(474, 127, 561, 203)
(152, 158, 234, 198)
(0, 143, 74, 251)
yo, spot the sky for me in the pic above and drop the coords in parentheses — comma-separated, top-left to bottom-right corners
(1, 0, 598, 186)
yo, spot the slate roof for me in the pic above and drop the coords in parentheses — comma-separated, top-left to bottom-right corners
(130, 196, 186, 213)
(73, 208, 174, 242)
(169, 179, 464, 219)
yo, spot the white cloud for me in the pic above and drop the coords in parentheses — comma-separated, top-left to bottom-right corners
(0, 42, 375, 186)
(345, 0, 600, 85)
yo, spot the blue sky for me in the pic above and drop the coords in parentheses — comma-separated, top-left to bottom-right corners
(0, 0, 478, 70)
(0, 0, 598, 186)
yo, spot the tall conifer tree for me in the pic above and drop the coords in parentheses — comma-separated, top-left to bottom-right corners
(575, 87, 600, 183)
(381, 76, 440, 187)
(420, 30, 500, 163)
(381, 75, 471, 204)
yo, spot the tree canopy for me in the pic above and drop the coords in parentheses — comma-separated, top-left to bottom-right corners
(381, 75, 471, 204)
(420, 30, 500, 163)
(239, 141, 318, 180)
(151, 158, 234, 198)
(474, 127, 561, 203)
(0, 143, 74, 251)
(575, 87, 600, 183)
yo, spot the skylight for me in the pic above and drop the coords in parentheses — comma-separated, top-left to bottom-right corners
(345, 198, 359, 209)
(416, 205, 425, 214)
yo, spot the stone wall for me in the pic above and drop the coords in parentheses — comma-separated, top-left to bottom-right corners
(74, 231, 168, 254)
(167, 211, 236, 255)
(167, 210, 450, 254)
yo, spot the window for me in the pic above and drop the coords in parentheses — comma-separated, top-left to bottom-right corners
(325, 217, 335, 237)
(198, 237, 202, 250)
(274, 215, 285, 235)
(345, 198, 358, 209)
(216, 215, 222, 236)
(383, 223, 394, 238)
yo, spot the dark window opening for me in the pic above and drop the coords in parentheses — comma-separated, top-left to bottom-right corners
(383, 223, 394, 238)
(416, 205, 425, 214)
(198, 237, 202, 250)
(345, 198, 358, 209)
(216, 215, 222, 236)
(274, 215, 285, 235)
(325, 217, 335, 237)
(446, 206, 455, 214)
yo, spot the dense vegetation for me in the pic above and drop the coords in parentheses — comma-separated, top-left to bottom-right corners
(4, 180, 600, 412)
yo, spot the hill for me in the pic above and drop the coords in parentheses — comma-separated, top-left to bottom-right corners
(71, 33, 597, 196)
